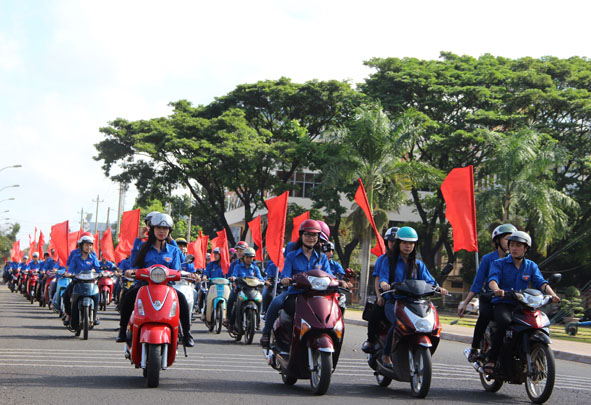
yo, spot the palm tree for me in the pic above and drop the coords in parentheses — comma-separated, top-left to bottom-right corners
(476, 129, 578, 253)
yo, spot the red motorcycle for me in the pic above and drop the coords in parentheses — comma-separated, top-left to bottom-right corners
(26, 270, 39, 303)
(98, 270, 115, 311)
(8, 268, 20, 292)
(265, 269, 346, 395)
(124, 265, 185, 388)
(468, 274, 561, 404)
(41, 271, 56, 308)
(367, 279, 443, 398)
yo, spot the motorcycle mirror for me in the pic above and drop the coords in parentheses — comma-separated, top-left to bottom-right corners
(185, 255, 194, 264)
(548, 273, 562, 286)
(441, 262, 454, 276)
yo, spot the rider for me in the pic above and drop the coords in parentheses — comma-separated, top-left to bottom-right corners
(62, 233, 101, 328)
(260, 219, 333, 348)
(322, 242, 345, 279)
(377, 226, 448, 367)
(485, 231, 560, 374)
(458, 223, 517, 362)
(227, 241, 248, 277)
(116, 213, 195, 347)
(199, 247, 224, 319)
(226, 247, 264, 327)
(361, 226, 398, 353)
(98, 253, 115, 270)
(262, 258, 280, 314)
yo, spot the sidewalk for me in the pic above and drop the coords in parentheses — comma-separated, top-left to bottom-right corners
(343, 310, 591, 364)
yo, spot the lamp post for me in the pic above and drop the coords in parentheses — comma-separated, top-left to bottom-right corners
(0, 184, 20, 192)
(0, 165, 22, 173)
(0, 198, 15, 203)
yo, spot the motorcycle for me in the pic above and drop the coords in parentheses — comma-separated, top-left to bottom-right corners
(40, 271, 56, 308)
(228, 276, 264, 344)
(18, 269, 28, 294)
(67, 270, 100, 339)
(265, 269, 347, 396)
(467, 274, 561, 404)
(26, 270, 39, 303)
(8, 268, 20, 292)
(98, 269, 115, 311)
(367, 280, 443, 398)
(117, 275, 135, 311)
(53, 269, 71, 316)
(123, 265, 187, 388)
(202, 278, 230, 334)
(171, 273, 196, 324)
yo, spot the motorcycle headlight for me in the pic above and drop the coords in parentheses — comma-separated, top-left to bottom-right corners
(309, 276, 330, 291)
(526, 293, 544, 307)
(150, 267, 167, 283)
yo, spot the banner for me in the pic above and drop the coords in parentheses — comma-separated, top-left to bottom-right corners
(50, 221, 69, 265)
(100, 228, 116, 263)
(188, 235, 205, 269)
(354, 178, 386, 257)
(291, 211, 310, 242)
(265, 191, 288, 270)
(440, 165, 478, 252)
(115, 209, 141, 263)
(210, 229, 230, 274)
(37, 231, 45, 257)
(248, 215, 264, 261)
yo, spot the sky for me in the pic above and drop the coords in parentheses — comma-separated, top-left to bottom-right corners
(1, 0, 590, 246)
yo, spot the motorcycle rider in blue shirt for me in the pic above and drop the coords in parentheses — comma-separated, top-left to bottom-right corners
(260, 219, 336, 348)
(227, 241, 248, 278)
(116, 213, 196, 347)
(377, 226, 448, 367)
(226, 247, 263, 327)
(62, 233, 100, 328)
(458, 223, 517, 362)
(484, 231, 560, 375)
(262, 259, 280, 313)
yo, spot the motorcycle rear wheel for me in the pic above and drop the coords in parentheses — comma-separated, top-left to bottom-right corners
(215, 303, 223, 334)
(409, 346, 432, 398)
(525, 343, 555, 404)
(310, 349, 332, 395)
(146, 343, 161, 388)
(82, 306, 89, 340)
(244, 308, 256, 345)
(30, 292, 34, 304)
(100, 291, 108, 311)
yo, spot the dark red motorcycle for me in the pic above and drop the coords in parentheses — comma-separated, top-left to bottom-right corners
(467, 275, 561, 404)
(265, 269, 347, 395)
(26, 270, 39, 303)
(98, 270, 115, 311)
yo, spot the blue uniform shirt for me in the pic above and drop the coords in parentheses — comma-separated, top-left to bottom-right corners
(228, 259, 241, 278)
(282, 247, 330, 278)
(488, 255, 547, 304)
(27, 260, 42, 270)
(470, 250, 500, 294)
(373, 254, 387, 277)
(43, 258, 56, 271)
(99, 259, 115, 270)
(130, 237, 178, 267)
(134, 241, 182, 271)
(204, 261, 224, 279)
(378, 255, 437, 300)
(232, 262, 264, 281)
(118, 258, 132, 271)
(264, 261, 280, 279)
(328, 259, 345, 278)
(67, 251, 100, 275)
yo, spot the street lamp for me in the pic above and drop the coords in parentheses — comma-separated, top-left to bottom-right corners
(0, 184, 20, 192)
(0, 198, 15, 203)
(2, 210, 8, 213)
(0, 165, 22, 172)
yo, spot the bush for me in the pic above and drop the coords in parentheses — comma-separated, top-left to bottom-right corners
(561, 286, 585, 319)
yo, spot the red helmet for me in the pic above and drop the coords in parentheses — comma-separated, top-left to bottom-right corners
(235, 241, 249, 250)
(299, 219, 321, 234)
(78, 232, 94, 245)
(317, 220, 330, 242)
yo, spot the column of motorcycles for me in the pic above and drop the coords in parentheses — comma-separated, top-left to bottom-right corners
(3, 263, 564, 402)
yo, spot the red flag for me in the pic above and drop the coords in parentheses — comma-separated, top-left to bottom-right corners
(50, 221, 69, 265)
(28, 234, 36, 258)
(210, 229, 230, 274)
(37, 231, 45, 257)
(114, 209, 141, 263)
(265, 191, 288, 270)
(11, 240, 20, 261)
(93, 232, 100, 256)
(100, 228, 116, 262)
(291, 211, 310, 242)
(200, 233, 209, 265)
(68, 231, 80, 254)
(354, 179, 386, 257)
(440, 165, 478, 252)
(188, 237, 205, 269)
(248, 215, 264, 261)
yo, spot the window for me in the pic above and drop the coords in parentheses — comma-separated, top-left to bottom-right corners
(276, 170, 318, 198)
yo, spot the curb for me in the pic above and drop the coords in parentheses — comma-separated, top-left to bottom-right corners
(344, 318, 591, 364)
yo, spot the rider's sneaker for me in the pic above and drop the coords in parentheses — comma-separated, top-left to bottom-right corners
(115, 331, 126, 343)
(183, 333, 195, 347)
(260, 333, 270, 349)
(94, 318, 100, 326)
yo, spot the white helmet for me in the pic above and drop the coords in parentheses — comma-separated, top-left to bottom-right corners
(32, 252, 39, 258)
(78, 232, 94, 245)
(150, 213, 174, 229)
(145, 211, 161, 225)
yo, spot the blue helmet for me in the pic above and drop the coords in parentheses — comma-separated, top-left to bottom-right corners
(396, 226, 418, 242)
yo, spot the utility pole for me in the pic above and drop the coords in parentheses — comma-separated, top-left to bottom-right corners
(106, 207, 111, 231)
(92, 194, 104, 233)
(78, 208, 85, 230)
(186, 194, 192, 240)
(116, 183, 126, 236)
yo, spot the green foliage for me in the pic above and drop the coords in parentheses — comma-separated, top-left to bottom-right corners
(561, 286, 585, 318)
(0, 223, 20, 260)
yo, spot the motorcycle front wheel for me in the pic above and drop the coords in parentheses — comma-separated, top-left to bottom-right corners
(409, 346, 432, 398)
(215, 303, 223, 334)
(244, 308, 256, 345)
(82, 306, 90, 340)
(376, 373, 392, 387)
(525, 343, 555, 404)
(146, 343, 161, 388)
(310, 349, 332, 395)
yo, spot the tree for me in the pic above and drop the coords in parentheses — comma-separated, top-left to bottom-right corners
(0, 223, 20, 260)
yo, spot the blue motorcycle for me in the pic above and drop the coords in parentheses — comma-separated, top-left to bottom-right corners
(53, 269, 71, 316)
(68, 270, 99, 340)
(203, 278, 231, 334)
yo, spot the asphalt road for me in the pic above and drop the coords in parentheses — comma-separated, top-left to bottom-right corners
(0, 286, 589, 404)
